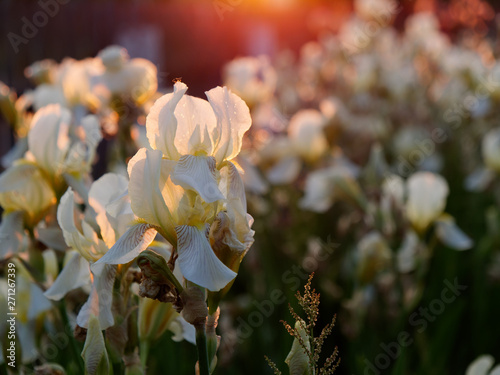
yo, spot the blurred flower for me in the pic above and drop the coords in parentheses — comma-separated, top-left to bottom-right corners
(405, 172, 449, 232)
(96, 45, 157, 106)
(300, 164, 362, 213)
(288, 109, 328, 162)
(25, 59, 58, 85)
(0, 161, 56, 227)
(26, 104, 102, 185)
(223, 56, 277, 107)
(356, 231, 392, 283)
(354, 0, 397, 21)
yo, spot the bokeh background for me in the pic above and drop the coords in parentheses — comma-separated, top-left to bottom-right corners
(2, 0, 500, 374)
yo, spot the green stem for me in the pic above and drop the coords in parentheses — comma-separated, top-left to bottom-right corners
(58, 302, 85, 374)
(140, 340, 150, 370)
(195, 323, 210, 375)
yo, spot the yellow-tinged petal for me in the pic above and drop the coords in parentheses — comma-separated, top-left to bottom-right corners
(127, 148, 178, 242)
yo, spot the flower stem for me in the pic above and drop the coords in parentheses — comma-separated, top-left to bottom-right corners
(195, 323, 210, 375)
(140, 340, 150, 370)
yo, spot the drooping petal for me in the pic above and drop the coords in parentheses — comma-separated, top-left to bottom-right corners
(28, 283, 53, 320)
(128, 148, 178, 242)
(176, 225, 236, 292)
(77, 263, 116, 330)
(206, 86, 252, 164)
(94, 223, 157, 266)
(173, 155, 224, 203)
(81, 315, 110, 375)
(28, 104, 72, 176)
(0, 211, 24, 260)
(44, 251, 91, 300)
(36, 225, 67, 251)
(435, 215, 473, 251)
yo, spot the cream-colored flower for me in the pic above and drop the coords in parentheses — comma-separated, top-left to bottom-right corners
(223, 56, 277, 107)
(96, 45, 157, 105)
(146, 81, 252, 203)
(26, 104, 102, 185)
(287, 109, 328, 162)
(97, 148, 240, 292)
(299, 164, 360, 213)
(405, 171, 449, 232)
(0, 161, 55, 226)
(45, 174, 134, 329)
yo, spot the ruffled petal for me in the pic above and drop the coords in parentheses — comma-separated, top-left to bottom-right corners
(176, 225, 236, 292)
(94, 223, 157, 266)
